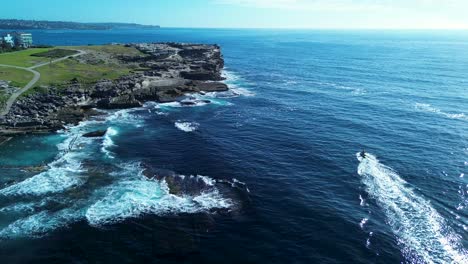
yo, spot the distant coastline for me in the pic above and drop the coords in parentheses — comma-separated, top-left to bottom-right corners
(0, 19, 160, 30)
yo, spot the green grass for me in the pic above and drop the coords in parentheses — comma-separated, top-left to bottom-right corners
(69, 44, 146, 56)
(0, 66, 34, 87)
(36, 58, 131, 88)
(0, 48, 54, 67)
(1, 45, 140, 100)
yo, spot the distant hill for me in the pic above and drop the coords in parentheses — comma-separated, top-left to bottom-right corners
(0, 19, 160, 30)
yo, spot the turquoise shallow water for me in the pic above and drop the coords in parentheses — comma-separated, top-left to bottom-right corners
(0, 29, 467, 263)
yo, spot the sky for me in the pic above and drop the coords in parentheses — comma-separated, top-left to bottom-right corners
(1, 0, 468, 29)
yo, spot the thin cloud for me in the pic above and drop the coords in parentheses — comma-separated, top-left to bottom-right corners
(214, 0, 467, 12)
(214, 0, 382, 11)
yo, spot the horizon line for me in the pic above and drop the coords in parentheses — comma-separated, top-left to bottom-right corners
(1, 26, 468, 31)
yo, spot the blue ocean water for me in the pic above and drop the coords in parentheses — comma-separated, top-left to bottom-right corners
(0, 29, 467, 263)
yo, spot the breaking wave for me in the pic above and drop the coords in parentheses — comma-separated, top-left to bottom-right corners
(86, 176, 231, 226)
(0, 208, 84, 239)
(104, 108, 145, 127)
(357, 153, 468, 263)
(0, 131, 87, 197)
(85, 163, 235, 227)
(0, 160, 239, 238)
(221, 70, 255, 97)
(415, 103, 468, 121)
(0, 84, 247, 239)
(102, 127, 118, 158)
(175, 121, 199, 132)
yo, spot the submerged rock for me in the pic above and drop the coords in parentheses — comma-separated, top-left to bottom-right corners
(180, 100, 197, 106)
(82, 130, 107, 138)
(0, 136, 12, 146)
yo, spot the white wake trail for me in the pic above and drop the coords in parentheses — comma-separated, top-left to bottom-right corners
(357, 153, 468, 264)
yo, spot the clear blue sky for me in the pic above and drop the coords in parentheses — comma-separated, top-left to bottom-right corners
(1, 0, 467, 29)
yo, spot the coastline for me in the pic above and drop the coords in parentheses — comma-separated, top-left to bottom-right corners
(0, 42, 228, 136)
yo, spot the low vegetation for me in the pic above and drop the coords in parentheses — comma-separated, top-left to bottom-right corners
(31, 49, 79, 58)
(0, 93, 8, 108)
(74, 44, 145, 56)
(0, 44, 25, 54)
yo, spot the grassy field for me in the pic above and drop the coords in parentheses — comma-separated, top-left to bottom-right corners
(34, 45, 142, 88)
(1, 45, 141, 100)
(0, 66, 34, 87)
(67, 44, 146, 57)
(0, 48, 53, 67)
(36, 58, 131, 88)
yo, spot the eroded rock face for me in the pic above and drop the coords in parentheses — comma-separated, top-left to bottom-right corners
(0, 43, 228, 135)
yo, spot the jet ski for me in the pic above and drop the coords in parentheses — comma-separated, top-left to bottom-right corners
(360, 150, 366, 159)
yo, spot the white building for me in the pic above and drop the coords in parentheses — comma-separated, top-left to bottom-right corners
(2, 34, 15, 47)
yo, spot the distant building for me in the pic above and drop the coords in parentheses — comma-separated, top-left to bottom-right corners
(2, 34, 15, 47)
(1, 32, 33, 48)
(12, 32, 33, 48)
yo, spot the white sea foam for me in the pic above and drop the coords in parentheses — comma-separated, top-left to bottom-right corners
(366, 232, 373, 248)
(360, 218, 369, 229)
(84, 163, 233, 226)
(85, 179, 165, 226)
(357, 153, 468, 263)
(0, 208, 83, 238)
(0, 167, 234, 237)
(105, 108, 144, 127)
(175, 121, 199, 132)
(415, 103, 468, 121)
(85, 176, 232, 227)
(101, 127, 118, 159)
(0, 198, 52, 214)
(359, 195, 366, 206)
(0, 148, 85, 197)
(0, 202, 36, 214)
(204, 88, 255, 99)
(221, 70, 238, 81)
(221, 70, 255, 97)
(0, 116, 115, 197)
(0, 107, 237, 237)
(317, 81, 366, 96)
(195, 175, 216, 186)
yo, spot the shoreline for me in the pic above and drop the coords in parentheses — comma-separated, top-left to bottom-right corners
(0, 42, 228, 136)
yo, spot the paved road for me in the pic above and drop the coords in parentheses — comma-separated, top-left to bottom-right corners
(0, 50, 86, 116)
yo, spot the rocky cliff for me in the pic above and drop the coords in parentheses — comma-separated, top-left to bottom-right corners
(0, 43, 228, 135)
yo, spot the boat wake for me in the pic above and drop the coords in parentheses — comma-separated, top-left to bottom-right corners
(357, 153, 468, 263)
(415, 103, 468, 121)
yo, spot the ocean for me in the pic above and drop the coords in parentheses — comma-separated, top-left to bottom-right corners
(0, 28, 467, 263)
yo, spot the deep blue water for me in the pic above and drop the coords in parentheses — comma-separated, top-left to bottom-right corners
(0, 28, 467, 263)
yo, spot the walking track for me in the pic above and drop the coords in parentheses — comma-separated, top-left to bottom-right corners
(0, 50, 86, 116)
